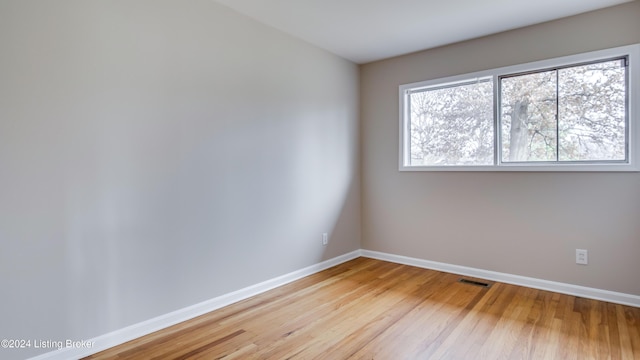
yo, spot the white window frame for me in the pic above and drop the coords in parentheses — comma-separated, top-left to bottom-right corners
(399, 44, 640, 172)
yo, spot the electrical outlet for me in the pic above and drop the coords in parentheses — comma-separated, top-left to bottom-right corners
(322, 233, 328, 246)
(576, 249, 588, 265)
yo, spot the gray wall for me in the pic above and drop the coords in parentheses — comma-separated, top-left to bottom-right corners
(0, 1, 359, 358)
(361, 2, 640, 296)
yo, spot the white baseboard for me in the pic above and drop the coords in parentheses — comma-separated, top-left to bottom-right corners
(28, 250, 361, 360)
(360, 249, 640, 308)
(29, 248, 640, 359)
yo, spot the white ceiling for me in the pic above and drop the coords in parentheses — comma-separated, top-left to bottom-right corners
(213, 0, 633, 64)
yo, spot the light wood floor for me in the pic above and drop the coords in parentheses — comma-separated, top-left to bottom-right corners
(85, 257, 640, 359)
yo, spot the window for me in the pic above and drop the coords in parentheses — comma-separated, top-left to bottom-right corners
(399, 44, 639, 171)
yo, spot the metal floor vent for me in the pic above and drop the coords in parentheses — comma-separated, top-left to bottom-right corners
(458, 278, 491, 288)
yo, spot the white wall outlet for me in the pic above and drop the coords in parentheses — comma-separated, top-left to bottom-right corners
(322, 233, 328, 246)
(576, 249, 588, 265)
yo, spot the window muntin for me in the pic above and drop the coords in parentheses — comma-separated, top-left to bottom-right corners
(399, 44, 638, 172)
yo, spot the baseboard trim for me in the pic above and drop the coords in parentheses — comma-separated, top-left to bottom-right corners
(29, 248, 640, 359)
(28, 250, 362, 360)
(360, 249, 640, 308)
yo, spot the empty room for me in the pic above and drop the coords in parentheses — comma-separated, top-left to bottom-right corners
(1, 0, 639, 359)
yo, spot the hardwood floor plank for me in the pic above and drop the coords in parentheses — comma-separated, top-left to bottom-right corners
(306, 267, 443, 359)
(349, 275, 488, 359)
(255, 264, 426, 359)
(524, 291, 560, 359)
(84, 258, 640, 360)
(625, 307, 640, 356)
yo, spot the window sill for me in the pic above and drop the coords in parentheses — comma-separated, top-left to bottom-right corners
(399, 163, 639, 172)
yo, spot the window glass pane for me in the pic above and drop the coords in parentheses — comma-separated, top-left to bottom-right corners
(558, 60, 626, 161)
(409, 80, 493, 166)
(501, 71, 557, 162)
